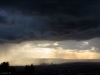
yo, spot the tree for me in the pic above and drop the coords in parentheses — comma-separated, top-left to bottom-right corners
(0, 62, 10, 74)
(24, 64, 35, 75)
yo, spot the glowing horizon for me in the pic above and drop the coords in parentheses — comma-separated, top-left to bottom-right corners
(0, 38, 100, 65)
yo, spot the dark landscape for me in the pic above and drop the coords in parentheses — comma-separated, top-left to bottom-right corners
(1, 60, 100, 75)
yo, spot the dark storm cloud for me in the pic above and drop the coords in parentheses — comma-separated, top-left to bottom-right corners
(0, 16, 7, 24)
(0, 0, 100, 43)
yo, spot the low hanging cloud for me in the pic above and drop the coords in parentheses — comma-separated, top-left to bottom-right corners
(0, 0, 100, 43)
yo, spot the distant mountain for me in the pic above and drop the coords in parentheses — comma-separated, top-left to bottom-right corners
(9, 58, 100, 66)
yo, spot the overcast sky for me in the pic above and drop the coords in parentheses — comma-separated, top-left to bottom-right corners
(0, 0, 100, 65)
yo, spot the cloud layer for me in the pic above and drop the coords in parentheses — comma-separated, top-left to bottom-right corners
(0, 0, 100, 43)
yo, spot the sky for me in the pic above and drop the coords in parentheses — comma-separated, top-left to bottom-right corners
(0, 0, 100, 65)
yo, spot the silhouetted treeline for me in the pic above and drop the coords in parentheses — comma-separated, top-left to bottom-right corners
(0, 62, 35, 75)
(1, 62, 100, 75)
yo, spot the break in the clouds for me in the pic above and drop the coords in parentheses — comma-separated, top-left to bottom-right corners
(0, 0, 100, 43)
(0, 38, 100, 65)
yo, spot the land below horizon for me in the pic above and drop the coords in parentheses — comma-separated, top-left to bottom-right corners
(7, 62, 100, 75)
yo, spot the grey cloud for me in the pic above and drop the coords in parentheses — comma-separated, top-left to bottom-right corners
(0, 0, 100, 43)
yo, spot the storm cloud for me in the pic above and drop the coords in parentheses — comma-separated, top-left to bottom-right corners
(0, 0, 100, 43)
